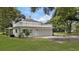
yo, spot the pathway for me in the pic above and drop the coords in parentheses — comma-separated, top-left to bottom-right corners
(36, 36, 79, 41)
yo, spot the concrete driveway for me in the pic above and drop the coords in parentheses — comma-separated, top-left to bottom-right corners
(36, 36, 79, 41)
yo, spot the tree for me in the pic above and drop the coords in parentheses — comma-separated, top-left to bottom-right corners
(49, 16, 67, 32)
(0, 7, 21, 32)
(49, 7, 79, 33)
(31, 7, 54, 15)
(15, 14, 26, 23)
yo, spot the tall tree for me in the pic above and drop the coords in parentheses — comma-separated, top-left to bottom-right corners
(0, 7, 21, 32)
(49, 7, 79, 33)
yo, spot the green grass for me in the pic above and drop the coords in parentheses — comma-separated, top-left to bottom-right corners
(0, 35, 79, 51)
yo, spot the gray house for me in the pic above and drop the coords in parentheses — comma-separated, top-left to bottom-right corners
(6, 17, 53, 37)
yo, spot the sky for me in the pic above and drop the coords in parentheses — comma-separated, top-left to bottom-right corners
(16, 7, 55, 23)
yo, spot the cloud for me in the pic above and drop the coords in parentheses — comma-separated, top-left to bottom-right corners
(38, 15, 52, 23)
(34, 9, 56, 23)
(34, 15, 52, 23)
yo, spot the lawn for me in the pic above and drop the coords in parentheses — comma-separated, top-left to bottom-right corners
(0, 35, 79, 51)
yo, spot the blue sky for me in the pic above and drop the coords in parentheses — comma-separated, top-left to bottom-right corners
(16, 7, 55, 23)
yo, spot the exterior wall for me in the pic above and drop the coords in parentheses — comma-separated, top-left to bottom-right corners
(13, 28, 20, 37)
(13, 27, 52, 37)
(32, 28, 52, 37)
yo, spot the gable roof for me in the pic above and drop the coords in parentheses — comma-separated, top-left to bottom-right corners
(25, 18, 39, 22)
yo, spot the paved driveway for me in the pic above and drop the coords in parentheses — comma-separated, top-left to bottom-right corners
(36, 36, 79, 41)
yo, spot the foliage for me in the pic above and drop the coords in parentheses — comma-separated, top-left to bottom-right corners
(31, 7, 54, 15)
(24, 29, 31, 37)
(49, 7, 79, 33)
(49, 16, 67, 32)
(0, 7, 21, 32)
(15, 14, 26, 23)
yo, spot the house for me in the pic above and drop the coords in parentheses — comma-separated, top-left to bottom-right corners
(6, 17, 53, 37)
(71, 21, 77, 32)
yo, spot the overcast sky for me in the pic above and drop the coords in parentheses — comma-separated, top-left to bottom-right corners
(16, 7, 55, 23)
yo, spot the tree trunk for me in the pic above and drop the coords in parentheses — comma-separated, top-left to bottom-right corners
(67, 20, 73, 33)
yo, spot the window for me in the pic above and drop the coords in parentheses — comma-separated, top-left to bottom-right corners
(15, 29, 17, 33)
(23, 29, 26, 33)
